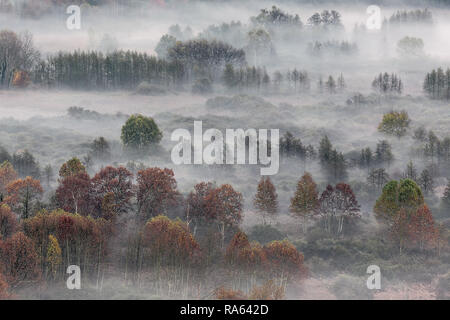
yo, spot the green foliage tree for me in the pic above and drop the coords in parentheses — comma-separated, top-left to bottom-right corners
(121, 114, 162, 152)
(374, 178, 424, 224)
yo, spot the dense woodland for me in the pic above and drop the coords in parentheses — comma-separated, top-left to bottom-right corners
(0, 1, 449, 300)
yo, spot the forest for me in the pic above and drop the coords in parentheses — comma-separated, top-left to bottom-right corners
(0, 0, 449, 300)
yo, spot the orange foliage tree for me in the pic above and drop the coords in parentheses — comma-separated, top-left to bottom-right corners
(22, 210, 110, 274)
(0, 161, 18, 202)
(226, 232, 307, 279)
(11, 70, 30, 88)
(263, 240, 307, 279)
(390, 204, 437, 253)
(0, 204, 18, 239)
(141, 215, 201, 267)
(5, 176, 43, 219)
(290, 172, 319, 233)
(253, 177, 278, 224)
(0, 232, 40, 286)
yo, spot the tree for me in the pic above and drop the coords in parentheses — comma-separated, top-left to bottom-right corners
(375, 140, 394, 166)
(378, 111, 410, 137)
(319, 183, 360, 235)
(5, 176, 43, 219)
(374, 179, 424, 225)
(0, 272, 10, 300)
(441, 180, 450, 214)
(403, 160, 418, 181)
(397, 36, 424, 57)
(263, 240, 307, 279)
(121, 114, 162, 152)
(246, 29, 273, 66)
(367, 168, 390, 191)
(137, 168, 178, 221)
(0, 232, 40, 286)
(0, 161, 17, 202)
(12, 150, 40, 179)
(337, 73, 346, 91)
(55, 172, 91, 215)
(141, 215, 201, 267)
(46, 234, 62, 279)
(89, 137, 110, 162)
(90, 166, 133, 219)
(372, 73, 403, 95)
(319, 135, 332, 164)
(59, 157, 86, 179)
(43, 164, 53, 188)
(253, 177, 278, 224)
(203, 184, 243, 248)
(408, 204, 436, 250)
(0, 30, 39, 88)
(155, 34, 177, 59)
(0, 204, 17, 239)
(326, 75, 336, 94)
(290, 172, 319, 233)
(390, 209, 410, 254)
(418, 169, 434, 195)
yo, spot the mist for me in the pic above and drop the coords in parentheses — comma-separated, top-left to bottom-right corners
(0, 0, 449, 301)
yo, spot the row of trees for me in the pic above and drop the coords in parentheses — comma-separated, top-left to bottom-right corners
(33, 50, 185, 90)
(423, 67, 450, 100)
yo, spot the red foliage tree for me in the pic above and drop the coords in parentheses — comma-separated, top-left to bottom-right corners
(5, 176, 43, 219)
(137, 168, 178, 220)
(56, 172, 91, 215)
(203, 184, 243, 248)
(408, 204, 437, 249)
(0, 204, 18, 239)
(0, 232, 40, 286)
(91, 166, 133, 219)
(319, 183, 360, 235)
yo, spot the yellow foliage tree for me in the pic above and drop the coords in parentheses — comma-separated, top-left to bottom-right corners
(46, 235, 62, 279)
